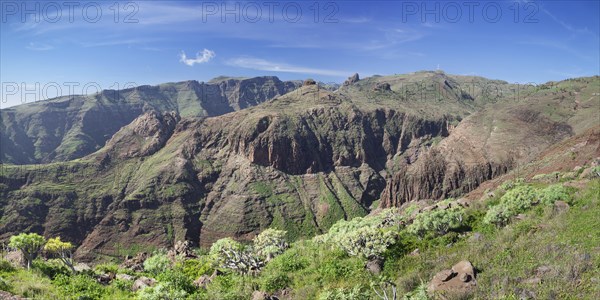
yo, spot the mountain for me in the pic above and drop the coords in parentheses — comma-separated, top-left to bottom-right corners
(0, 76, 302, 164)
(0, 72, 598, 260)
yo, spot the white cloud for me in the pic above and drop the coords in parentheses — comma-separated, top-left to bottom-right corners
(179, 49, 216, 66)
(226, 57, 348, 77)
(26, 42, 54, 51)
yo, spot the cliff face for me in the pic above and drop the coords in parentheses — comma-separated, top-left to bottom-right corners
(0, 77, 301, 164)
(0, 73, 597, 260)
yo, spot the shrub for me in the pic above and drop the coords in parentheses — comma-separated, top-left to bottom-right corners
(94, 262, 119, 275)
(210, 237, 264, 275)
(260, 272, 291, 293)
(0, 277, 11, 292)
(318, 286, 370, 300)
(179, 258, 213, 280)
(32, 259, 70, 279)
(53, 274, 105, 300)
(484, 185, 538, 226)
(8, 233, 46, 270)
(253, 229, 288, 261)
(137, 282, 188, 300)
(143, 252, 171, 275)
(407, 207, 464, 237)
(264, 247, 309, 273)
(0, 259, 15, 273)
(339, 226, 397, 259)
(539, 184, 572, 205)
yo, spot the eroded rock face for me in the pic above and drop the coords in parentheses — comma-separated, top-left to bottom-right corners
(343, 73, 360, 86)
(428, 260, 477, 296)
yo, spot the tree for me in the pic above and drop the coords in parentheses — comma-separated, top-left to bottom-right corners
(44, 237, 76, 273)
(8, 233, 46, 270)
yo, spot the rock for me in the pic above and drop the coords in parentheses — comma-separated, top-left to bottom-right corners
(535, 265, 551, 276)
(194, 274, 212, 289)
(522, 277, 541, 285)
(74, 263, 92, 273)
(168, 240, 197, 261)
(487, 191, 495, 198)
(116, 274, 135, 281)
(3, 251, 22, 267)
(409, 248, 420, 256)
(373, 82, 391, 92)
(0, 291, 23, 300)
(132, 276, 156, 292)
(515, 214, 527, 221)
(120, 252, 148, 272)
(515, 287, 536, 299)
(303, 79, 316, 86)
(252, 291, 269, 300)
(343, 73, 359, 86)
(471, 232, 484, 242)
(554, 201, 570, 212)
(365, 257, 383, 275)
(428, 260, 477, 296)
(97, 273, 115, 285)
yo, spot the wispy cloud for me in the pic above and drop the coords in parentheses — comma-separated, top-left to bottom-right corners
(226, 57, 349, 77)
(26, 42, 54, 51)
(179, 49, 216, 66)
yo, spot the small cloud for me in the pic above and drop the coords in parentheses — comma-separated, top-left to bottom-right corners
(226, 57, 348, 77)
(179, 49, 215, 66)
(26, 42, 54, 51)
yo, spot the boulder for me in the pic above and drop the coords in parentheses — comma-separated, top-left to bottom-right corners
(428, 260, 477, 296)
(120, 252, 148, 272)
(97, 273, 115, 285)
(303, 79, 316, 86)
(365, 257, 383, 275)
(0, 291, 23, 300)
(373, 82, 391, 92)
(132, 276, 156, 292)
(252, 291, 269, 300)
(74, 263, 92, 273)
(3, 251, 21, 267)
(343, 73, 360, 86)
(116, 274, 135, 281)
(554, 201, 570, 212)
(168, 240, 197, 261)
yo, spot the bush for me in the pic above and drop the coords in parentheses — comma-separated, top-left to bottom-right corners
(94, 262, 119, 275)
(0, 259, 15, 273)
(33, 259, 70, 279)
(407, 207, 464, 237)
(179, 258, 213, 280)
(339, 226, 397, 259)
(253, 229, 288, 261)
(209, 238, 243, 266)
(539, 184, 572, 205)
(484, 185, 538, 226)
(0, 277, 11, 292)
(317, 286, 370, 300)
(156, 268, 195, 294)
(137, 282, 188, 300)
(53, 274, 105, 300)
(143, 252, 171, 275)
(264, 247, 309, 273)
(260, 272, 291, 293)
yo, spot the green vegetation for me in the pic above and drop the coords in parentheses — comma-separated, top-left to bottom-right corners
(1, 175, 598, 299)
(9, 233, 46, 270)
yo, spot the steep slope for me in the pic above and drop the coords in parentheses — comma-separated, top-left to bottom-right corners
(381, 76, 599, 206)
(0, 73, 597, 261)
(0, 77, 301, 164)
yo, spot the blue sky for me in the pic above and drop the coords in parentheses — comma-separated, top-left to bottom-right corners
(1, 0, 599, 107)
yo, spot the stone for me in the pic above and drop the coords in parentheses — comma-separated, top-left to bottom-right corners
(373, 82, 391, 92)
(252, 291, 269, 300)
(554, 201, 570, 212)
(74, 263, 92, 273)
(428, 260, 477, 296)
(116, 274, 135, 281)
(194, 275, 212, 289)
(535, 265, 551, 276)
(168, 240, 197, 261)
(120, 252, 148, 272)
(471, 232, 484, 242)
(343, 73, 359, 86)
(97, 273, 115, 285)
(132, 276, 156, 292)
(303, 79, 316, 86)
(365, 258, 383, 275)
(0, 291, 23, 300)
(523, 277, 541, 285)
(3, 251, 21, 267)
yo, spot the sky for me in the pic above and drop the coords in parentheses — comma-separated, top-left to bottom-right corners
(1, 0, 599, 108)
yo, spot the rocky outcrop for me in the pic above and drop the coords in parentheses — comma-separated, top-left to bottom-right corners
(132, 276, 156, 292)
(428, 260, 477, 296)
(343, 73, 360, 86)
